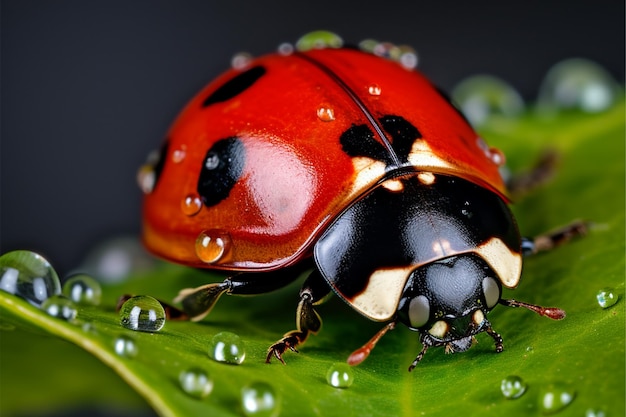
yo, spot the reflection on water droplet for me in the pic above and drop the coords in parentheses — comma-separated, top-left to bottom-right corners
(277, 42, 294, 56)
(317, 105, 335, 122)
(452, 75, 525, 127)
(368, 84, 382, 96)
(596, 288, 618, 309)
(41, 295, 78, 321)
(179, 367, 214, 399)
(585, 408, 606, 417)
(208, 331, 245, 365)
(62, 273, 102, 306)
(488, 147, 506, 166)
(181, 194, 203, 216)
(241, 381, 280, 417)
(172, 147, 186, 163)
(0, 250, 61, 307)
(500, 375, 527, 399)
(195, 230, 232, 264)
(296, 30, 343, 51)
(539, 383, 575, 413)
(119, 295, 166, 332)
(232, 52, 253, 70)
(537, 58, 620, 114)
(326, 363, 354, 388)
(114, 334, 138, 357)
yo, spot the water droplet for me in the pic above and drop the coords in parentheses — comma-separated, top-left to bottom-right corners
(373, 42, 401, 59)
(451, 75, 525, 127)
(596, 288, 618, 309)
(195, 230, 232, 264)
(81, 237, 156, 283)
(137, 164, 156, 194)
(398, 46, 419, 70)
(368, 84, 382, 96)
(295, 30, 343, 51)
(119, 295, 166, 332)
(537, 58, 620, 114)
(526, 346, 534, 352)
(500, 375, 527, 399)
(358, 39, 379, 54)
(181, 194, 203, 216)
(241, 381, 280, 417)
(208, 331, 245, 365)
(585, 408, 606, 417)
(172, 146, 186, 163)
(488, 147, 506, 166)
(41, 295, 77, 321)
(62, 273, 102, 306)
(179, 367, 214, 399)
(114, 334, 138, 358)
(317, 105, 335, 122)
(539, 383, 575, 414)
(0, 250, 61, 306)
(277, 42, 294, 56)
(232, 52, 253, 70)
(326, 363, 354, 388)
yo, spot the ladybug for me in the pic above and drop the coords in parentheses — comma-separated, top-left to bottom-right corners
(138, 32, 585, 370)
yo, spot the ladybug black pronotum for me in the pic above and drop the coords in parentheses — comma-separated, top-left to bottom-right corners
(138, 32, 586, 370)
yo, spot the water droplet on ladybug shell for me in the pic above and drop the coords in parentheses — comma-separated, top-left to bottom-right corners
(231, 52, 253, 70)
(181, 194, 203, 216)
(172, 146, 186, 163)
(295, 30, 343, 51)
(368, 84, 382, 96)
(195, 230, 232, 264)
(317, 105, 335, 122)
(277, 42, 294, 56)
(488, 147, 506, 166)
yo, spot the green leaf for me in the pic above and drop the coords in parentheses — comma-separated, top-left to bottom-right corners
(1, 100, 624, 417)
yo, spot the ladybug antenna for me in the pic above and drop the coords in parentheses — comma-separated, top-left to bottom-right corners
(347, 321, 396, 366)
(499, 298, 566, 320)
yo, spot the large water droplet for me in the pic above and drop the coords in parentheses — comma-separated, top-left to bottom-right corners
(539, 383, 575, 413)
(452, 75, 525, 127)
(500, 375, 527, 399)
(296, 30, 343, 51)
(119, 295, 166, 332)
(208, 331, 245, 365)
(596, 288, 618, 309)
(0, 250, 61, 306)
(326, 363, 354, 388)
(537, 58, 620, 114)
(241, 381, 280, 417)
(41, 295, 78, 321)
(195, 230, 232, 264)
(113, 334, 138, 358)
(316, 105, 335, 122)
(62, 273, 102, 306)
(181, 194, 203, 216)
(179, 367, 214, 399)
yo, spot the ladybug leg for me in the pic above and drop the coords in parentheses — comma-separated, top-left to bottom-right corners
(507, 149, 559, 196)
(175, 262, 311, 321)
(521, 220, 588, 256)
(266, 270, 331, 364)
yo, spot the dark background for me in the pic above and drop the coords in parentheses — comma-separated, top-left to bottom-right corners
(2, 0, 624, 276)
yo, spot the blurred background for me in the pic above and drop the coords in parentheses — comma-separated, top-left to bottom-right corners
(2, 0, 624, 276)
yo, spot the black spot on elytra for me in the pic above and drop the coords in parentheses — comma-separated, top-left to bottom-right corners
(339, 115, 421, 165)
(197, 137, 245, 206)
(202, 66, 266, 107)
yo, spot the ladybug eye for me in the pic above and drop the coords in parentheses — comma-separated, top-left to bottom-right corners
(408, 295, 430, 328)
(482, 276, 501, 308)
(197, 137, 245, 206)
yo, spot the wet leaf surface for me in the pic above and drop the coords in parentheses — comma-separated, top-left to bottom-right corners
(1, 100, 624, 417)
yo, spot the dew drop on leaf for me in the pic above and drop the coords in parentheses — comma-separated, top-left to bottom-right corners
(208, 331, 245, 365)
(585, 408, 606, 417)
(41, 295, 77, 321)
(179, 367, 214, 399)
(539, 383, 575, 413)
(596, 288, 618, 309)
(119, 295, 166, 332)
(62, 273, 102, 306)
(113, 334, 138, 358)
(500, 375, 527, 399)
(0, 250, 61, 306)
(326, 363, 354, 388)
(241, 381, 280, 417)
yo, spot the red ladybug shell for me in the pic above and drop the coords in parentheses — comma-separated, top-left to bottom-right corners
(141, 47, 507, 271)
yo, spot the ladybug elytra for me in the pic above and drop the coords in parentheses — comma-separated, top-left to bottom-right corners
(138, 32, 585, 370)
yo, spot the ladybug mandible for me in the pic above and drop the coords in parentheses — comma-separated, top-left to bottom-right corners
(138, 32, 585, 370)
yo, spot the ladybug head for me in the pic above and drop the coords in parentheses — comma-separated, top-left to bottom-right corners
(397, 253, 502, 354)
